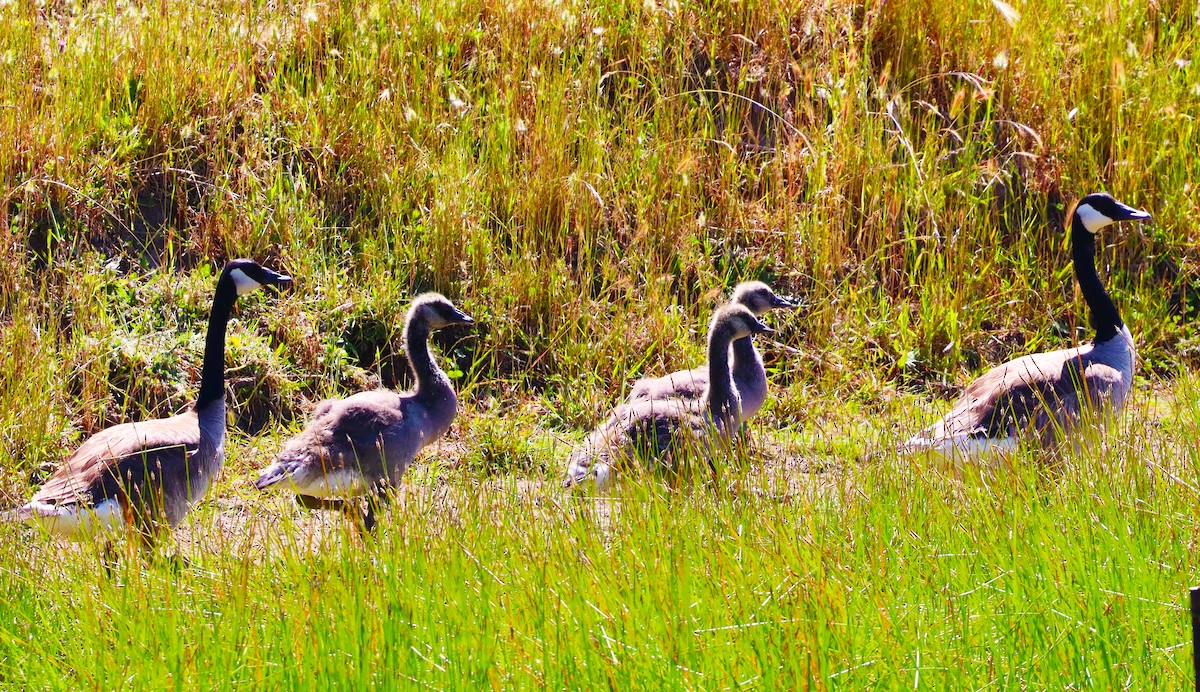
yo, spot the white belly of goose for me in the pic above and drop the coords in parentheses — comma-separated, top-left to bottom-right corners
(289, 470, 370, 499)
(905, 433, 1019, 463)
(29, 499, 127, 539)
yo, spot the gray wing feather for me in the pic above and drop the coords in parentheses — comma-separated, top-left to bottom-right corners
(628, 367, 708, 403)
(29, 414, 202, 528)
(268, 390, 408, 489)
(565, 399, 715, 486)
(916, 347, 1126, 446)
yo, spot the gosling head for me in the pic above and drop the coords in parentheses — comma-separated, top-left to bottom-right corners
(1073, 193, 1151, 235)
(224, 259, 294, 296)
(730, 281, 798, 316)
(710, 303, 773, 342)
(408, 293, 476, 330)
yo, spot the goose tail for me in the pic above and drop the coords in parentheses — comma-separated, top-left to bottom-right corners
(0, 505, 40, 523)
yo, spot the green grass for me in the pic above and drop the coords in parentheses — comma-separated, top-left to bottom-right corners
(2, 386, 1199, 687)
(1, 0, 1199, 686)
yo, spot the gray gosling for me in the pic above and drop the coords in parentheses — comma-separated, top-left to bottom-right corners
(627, 281, 796, 423)
(564, 303, 772, 489)
(254, 293, 474, 530)
(903, 193, 1150, 461)
(1, 259, 293, 542)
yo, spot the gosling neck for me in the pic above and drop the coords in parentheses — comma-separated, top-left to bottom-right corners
(195, 273, 239, 412)
(1071, 216, 1122, 344)
(730, 334, 763, 382)
(405, 317, 451, 398)
(705, 327, 741, 428)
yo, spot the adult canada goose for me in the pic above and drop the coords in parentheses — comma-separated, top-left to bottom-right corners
(564, 303, 772, 489)
(254, 293, 474, 530)
(2, 259, 293, 540)
(627, 281, 796, 423)
(903, 193, 1150, 460)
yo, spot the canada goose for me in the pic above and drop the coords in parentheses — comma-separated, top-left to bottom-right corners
(254, 293, 474, 530)
(903, 193, 1150, 460)
(628, 281, 795, 423)
(564, 303, 772, 489)
(1, 259, 293, 540)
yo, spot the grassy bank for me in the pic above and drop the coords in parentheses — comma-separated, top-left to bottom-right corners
(0, 0, 1198, 686)
(2, 381, 1199, 687)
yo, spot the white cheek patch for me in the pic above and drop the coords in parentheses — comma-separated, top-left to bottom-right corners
(1075, 204, 1113, 234)
(229, 268, 263, 296)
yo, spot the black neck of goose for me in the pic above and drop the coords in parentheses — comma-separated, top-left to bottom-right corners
(705, 328, 740, 427)
(406, 317, 449, 397)
(195, 275, 239, 411)
(1072, 216, 1122, 343)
